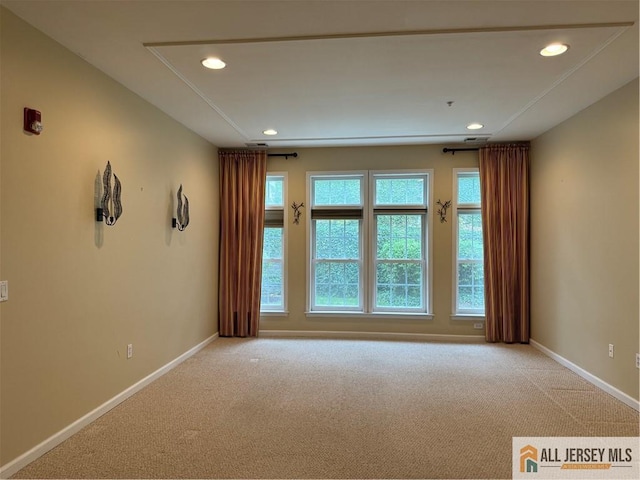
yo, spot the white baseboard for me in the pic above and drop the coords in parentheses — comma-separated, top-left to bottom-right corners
(530, 339, 639, 412)
(0, 333, 218, 479)
(259, 329, 485, 343)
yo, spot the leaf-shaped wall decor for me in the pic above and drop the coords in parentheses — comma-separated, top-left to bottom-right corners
(175, 184, 190, 231)
(101, 162, 112, 221)
(176, 185, 183, 225)
(181, 196, 190, 230)
(112, 174, 123, 221)
(100, 161, 123, 226)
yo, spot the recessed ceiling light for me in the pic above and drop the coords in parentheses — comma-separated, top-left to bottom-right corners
(263, 129, 278, 136)
(466, 123, 484, 130)
(201, 57, 226, 69)
(540, 43, 569, 57)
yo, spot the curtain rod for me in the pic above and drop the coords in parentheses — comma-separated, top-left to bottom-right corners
(442, 147, 479, 155)
(267, 152, 298, 159)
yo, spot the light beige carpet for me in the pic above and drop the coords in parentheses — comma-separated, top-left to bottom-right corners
(12, 338, 639, 479)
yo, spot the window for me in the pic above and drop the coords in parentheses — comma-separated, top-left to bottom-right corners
(261, 174, 286, 312)
(309, 174, 364, 311)
(372, 174, 428, 311)
(308, 171, 431, 315)
(453, 169, 484, 315)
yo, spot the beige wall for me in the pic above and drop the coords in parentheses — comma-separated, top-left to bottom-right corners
(262, 145, 482, 336)
(0, 8, 219, 465)
(530, 78, 639, 400)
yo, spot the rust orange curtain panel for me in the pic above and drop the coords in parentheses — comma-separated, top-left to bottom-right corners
(479, 144, 530, 343)
(218, 150, 267, 337)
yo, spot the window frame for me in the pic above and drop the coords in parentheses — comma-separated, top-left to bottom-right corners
(369, 171, 432, 314)
(306, 172, 367, 312)
(452, 168, 485, 318)
(306, 169, 433, 316)
(261, 172, 288, 314)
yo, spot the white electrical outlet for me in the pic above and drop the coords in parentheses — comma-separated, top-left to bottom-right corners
(636, 353, 640, 369)
(127, 344, 133, 359)
(608, 344, 614, 358)
(473, 323, 484, 329)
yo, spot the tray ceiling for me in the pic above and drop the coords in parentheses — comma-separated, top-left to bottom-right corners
(2, 0, 638, 148)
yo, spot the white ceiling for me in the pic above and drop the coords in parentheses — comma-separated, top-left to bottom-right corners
(2, 0, 638, 148)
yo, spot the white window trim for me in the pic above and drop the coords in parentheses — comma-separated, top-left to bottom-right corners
(306, 311, 434, 320)
(452, 168, 484, 316)
(261, 311, 290, 317)
(261, 172, 288, 313)
(306, 171, 367, 312)
(450, 314, 485, 321)
(369, 169, 433, 314)
(306, 169, 432, 316)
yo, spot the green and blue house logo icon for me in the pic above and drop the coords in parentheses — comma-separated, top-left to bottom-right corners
(520, 445, 538, 473)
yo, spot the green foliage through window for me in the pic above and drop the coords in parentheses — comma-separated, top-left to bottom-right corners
(376, 262, 422, 308)
(262, 173, 286, 312)
(455, 170, 484, 314)
(375, 177, 424, 205)
(457, 173, 481, 204)
(314, 262, 360, 307)
(313, 177, 362, 206)
(315, 220, 360, 259)
(265, 176, 284, 207)
(261, 227, 283, 308)
(457, 212, 483, 260)
(375, 214, 424, 309)
(376, 215, 422, 260)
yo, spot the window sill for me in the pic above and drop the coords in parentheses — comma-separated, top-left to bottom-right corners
(450, 314, 485, 321)
(260, 311, 289, 317)
(306, 311, 433, 321)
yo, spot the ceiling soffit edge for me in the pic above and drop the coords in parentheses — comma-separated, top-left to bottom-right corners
(142, 22, 635, 47)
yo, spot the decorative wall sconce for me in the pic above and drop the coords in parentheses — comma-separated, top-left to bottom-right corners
(436, 199, 451, 223)
(24, 107, 44, 135)
(96, 161, 123, 226)
(172, 184, 190, 231)
(291, 202, 304, 225)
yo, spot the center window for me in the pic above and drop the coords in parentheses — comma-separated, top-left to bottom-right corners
(373, 175, 427, 311)
(308, 170, 431, 315)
